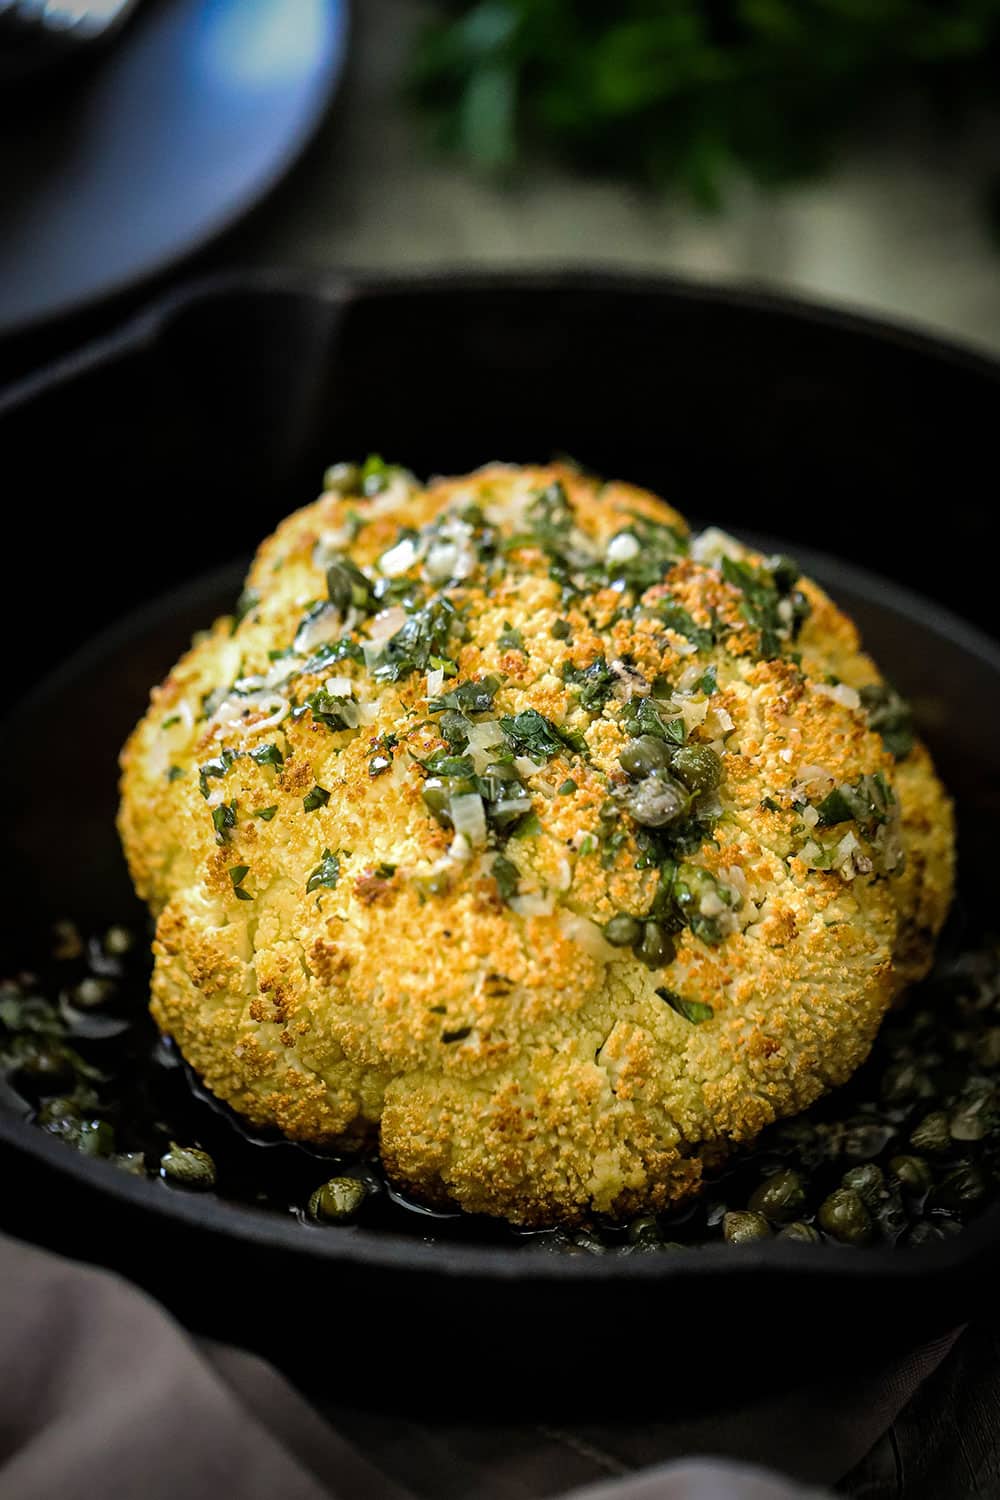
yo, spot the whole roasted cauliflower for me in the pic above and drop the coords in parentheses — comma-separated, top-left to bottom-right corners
(119, 461, 954, 1225)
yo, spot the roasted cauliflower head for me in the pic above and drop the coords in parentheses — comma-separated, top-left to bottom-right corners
(119, 461, 954, 1226)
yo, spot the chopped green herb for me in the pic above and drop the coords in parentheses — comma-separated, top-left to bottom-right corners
(211, 800, 237, 844)
(199, 748, 239, 798)
(491, 855, 520, 902)
(371, 597, 461, 683)
(166, 766, 185, 783)
(229, 865, 250, 887)
(369, 754, 393, 777)
(497, 621, 524, 651)
(761, 796, 780, 814)
(720, 554, 810, 659)
(699, 665, 718, 695)
(427, 674, 502, 716)
(306, 848, 341, 893)
(442, 1026, 472, 1044)
(579, 833, 598, 856)
(859, 682, 915, 760)
(360, 453, 404, 497)
(253, 805, 278, 821)
(303, 785, 331, 813)
(299, 688, 359, 732)
(511, 811, 542, 838)
(500, 708, 584, 761)
(250, 743, 284, 769)
(326, 557, 376, 613)
(619, 697, 685, 746)
(551, 618, 572, 641)
(600, 513, 687, 594)
(657, 987, 714, 1024)
(301, 638, 365, 673)
(558, 778, 577, 795)
(561, 655, 616, 712)
(814, 772, 894, 832)
(161, 714, 180, 729)
(653, 598, 716, 651)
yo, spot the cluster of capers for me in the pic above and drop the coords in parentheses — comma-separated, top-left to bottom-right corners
(603, 911, 675, 969)
(616, 735, 722, 829)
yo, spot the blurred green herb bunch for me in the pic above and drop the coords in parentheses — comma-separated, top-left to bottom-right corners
(410, 0, 1000, 205)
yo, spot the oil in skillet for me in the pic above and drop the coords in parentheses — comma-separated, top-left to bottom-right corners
(2, 914, 998, 1253)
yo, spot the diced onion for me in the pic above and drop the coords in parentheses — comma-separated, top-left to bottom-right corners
(814, 682, 862, 711)
(558, 911, 614, 959)
(380, 537, 418, 576)
(510, 891, 555, 918)
(368, 605, 407, 646)
(514, 756, 537, 780)
(426, 667, 445, 699)
(606, 532, 640, 562)
(449, 793, 487, 849)
(691, 527, 746, 566)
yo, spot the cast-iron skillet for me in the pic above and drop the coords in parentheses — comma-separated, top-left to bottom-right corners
(2, 271, 999, 1412)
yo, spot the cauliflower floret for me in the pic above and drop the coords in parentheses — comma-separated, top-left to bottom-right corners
(119, 461, 954, 1225)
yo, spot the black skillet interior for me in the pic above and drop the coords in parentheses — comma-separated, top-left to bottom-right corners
(2, 271, 1000, 1412)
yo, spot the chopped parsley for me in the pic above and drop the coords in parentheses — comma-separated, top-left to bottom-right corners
(249, 743, 284, 769)
(720, 553, 810, 659)
(859, 682, 915, 760)
(652, 597, 716, 651)
(491, 854, 520, 902)
(699, 665, 718, 695)
(814, 772, 894, 833)
(499, 708, 585, 761)
(199, 748, 239, 798)
(299, 688, 358, 732)
(441, 1026, 472, 1044)
(427, 674, 502, 716)
(619, 697, 685, 745)
(371, 597, 461, 682)
(561, 656, 616, 712)
(558, 778, 577, 795)
(211, 800, 237, 844)
(600, 513, 687, 594)
(166, 766, 185, 782)
(301, 638, 365, 673)
(161, 714, 180, 729)
(253, 805, 278, 821)
(303, 785, 331, 812)
(306, 848, 341, 892)
(228, 865, 253, 901)
(656, 987, 714, 1024)
(497, 621, 524, 651)
(326, 557, 376, 614)
(551, 618, 572, 641)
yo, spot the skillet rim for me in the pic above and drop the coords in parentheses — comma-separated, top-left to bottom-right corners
(3, 266, 1000, 1286)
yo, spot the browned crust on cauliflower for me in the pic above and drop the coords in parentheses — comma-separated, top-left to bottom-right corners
(119, 462, 954, 1225)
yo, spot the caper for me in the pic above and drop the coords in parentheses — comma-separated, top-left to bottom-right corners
(636, 923, 674, 969)
(842, 1120, 892, 1160)
(905, 1220, 945, 1247)
(624, 774, 687, 828)
(570, 1230, 609, 1255)
(928, 1163, 988, 1213)
(323, 461, 361, 495)
(671, 745, 722, 794)
(308, 1176, 368, 1223)
(619, 735, 673, 779)
(817, 1188, 873, 1246)
(103, 925, 135, 956)
(880, 1060, 926, 1105)
(841, 1163, 885, 1209)
(627, 1215, 662, 1247)
(889, 1154, 933, 1194)
(76, 1120, 116, 1158)
(604, 914, 642, 948)
(748, 1168, 806, 1223)
(910, 1111, 952, 1155)
(723, 1211, 773, 1244)
(160, 1143, 217, 1189)
(73, 976, 114, 1008)
(777, 1221, 822, 1243)
(950, 1100, 990, 1143)
(36, 1097, 82, 1139)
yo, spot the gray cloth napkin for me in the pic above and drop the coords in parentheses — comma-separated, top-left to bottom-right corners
(0, 1233, 955, 1500)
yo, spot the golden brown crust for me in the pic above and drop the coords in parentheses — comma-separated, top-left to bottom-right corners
(119, 464, 954, 1225)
